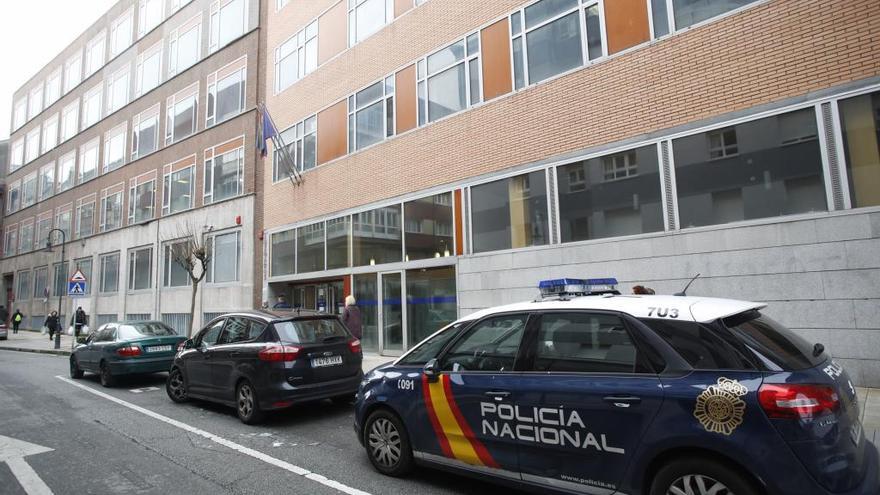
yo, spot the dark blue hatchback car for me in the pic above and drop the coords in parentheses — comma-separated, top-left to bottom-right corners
(354, 291, 879, 495)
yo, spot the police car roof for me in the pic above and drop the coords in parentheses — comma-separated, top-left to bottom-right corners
(461, 294, 766, 324)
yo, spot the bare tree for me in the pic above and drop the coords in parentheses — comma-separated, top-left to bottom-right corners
(165, 223, 212, 337)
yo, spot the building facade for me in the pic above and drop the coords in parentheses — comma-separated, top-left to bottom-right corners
(261, 0, 880, 385)
(2, 0, 262, 335)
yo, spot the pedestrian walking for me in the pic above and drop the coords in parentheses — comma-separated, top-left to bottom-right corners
(12, 309, 24, 334)
(0, 305, 8, 326)
(71, 306, 87, 337)
(45, 311, 61, 341)
(341, 295, 362, 340)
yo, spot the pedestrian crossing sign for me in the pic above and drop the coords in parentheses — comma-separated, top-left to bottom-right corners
(68, 281, 87, 297)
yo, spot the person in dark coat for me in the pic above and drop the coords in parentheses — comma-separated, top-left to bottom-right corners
(341, 295, 362, 340)
(71, 307, 87, 337)
(12, 309, 24, 334)
(273, 294, 292, 309)
(45, 311, 61, 341)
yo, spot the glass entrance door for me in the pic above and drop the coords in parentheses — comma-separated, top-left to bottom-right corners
(379, 271, 405, 355)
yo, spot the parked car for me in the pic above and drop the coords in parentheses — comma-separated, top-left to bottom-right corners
(69, 320, 185, 387)
(166, 310, 363, 424)
(0, 324, 7, 340)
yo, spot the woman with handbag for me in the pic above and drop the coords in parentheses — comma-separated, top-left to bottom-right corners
(44, 311, 60, 341)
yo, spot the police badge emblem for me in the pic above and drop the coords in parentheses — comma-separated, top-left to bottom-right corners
(694, 378, 748, 436)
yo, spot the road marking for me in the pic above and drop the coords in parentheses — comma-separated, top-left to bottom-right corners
(56, 376, 370, 495)
(0, 435, 54, 495)
(129, 387, 160, 394)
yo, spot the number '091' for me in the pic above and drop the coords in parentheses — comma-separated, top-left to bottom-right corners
(648, 307, 679, 318)
(398, 379, 415, 391)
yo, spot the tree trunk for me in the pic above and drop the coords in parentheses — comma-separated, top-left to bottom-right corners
(188, 279, 198, 337)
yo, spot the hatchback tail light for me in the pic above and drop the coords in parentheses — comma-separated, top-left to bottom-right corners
(758, 383, 840, 419)
(117, 345, 142, 357)
(349, 339, 362, 355)
(258, 345, 301, 362)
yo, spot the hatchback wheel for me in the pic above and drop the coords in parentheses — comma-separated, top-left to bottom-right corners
(651, 458, 758, 495)
(69, 357, 84, 379)
(364, 409, 413, 477)
(236, 380, 264, 425)
(99, 362, 115, 388)
(166, 368, 188, 403)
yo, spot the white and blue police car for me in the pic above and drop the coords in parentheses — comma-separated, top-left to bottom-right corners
(354, 278, 879, 495)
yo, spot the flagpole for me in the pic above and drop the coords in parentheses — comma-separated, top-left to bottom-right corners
(259, 103, 302, 186)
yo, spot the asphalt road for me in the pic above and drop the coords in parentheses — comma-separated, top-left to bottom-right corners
(0, 350, 529, 495)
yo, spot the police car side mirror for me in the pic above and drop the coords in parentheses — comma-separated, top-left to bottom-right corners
(423, 358, 439, 382)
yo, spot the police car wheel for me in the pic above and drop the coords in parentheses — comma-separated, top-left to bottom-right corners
(650, 458, 759, 495)
(364, 409, 413, 477)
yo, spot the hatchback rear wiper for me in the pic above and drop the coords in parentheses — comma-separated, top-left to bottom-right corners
(322, 335, 347, 343)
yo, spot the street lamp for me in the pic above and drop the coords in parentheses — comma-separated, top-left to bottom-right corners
(45, 228, 66, 350)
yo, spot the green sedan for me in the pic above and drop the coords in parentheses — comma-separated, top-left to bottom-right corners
(69, 321, 186, 387)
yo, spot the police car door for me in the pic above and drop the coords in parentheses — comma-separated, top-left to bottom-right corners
(514, 311, 663, 493)
(423, 313, 532, 478)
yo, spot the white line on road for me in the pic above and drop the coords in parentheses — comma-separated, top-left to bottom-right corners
(6, 457, 53, 495)
(55, 376, 371, 495)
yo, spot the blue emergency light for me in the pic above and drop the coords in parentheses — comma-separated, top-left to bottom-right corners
(538, 277, 620, 298)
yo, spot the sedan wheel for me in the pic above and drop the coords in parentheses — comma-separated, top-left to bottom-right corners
(364, 410, 413, 477)
(236, 381, 264, 424)
(69, 357, 84, 379)
(667, 475, 732, 495)
(166, 368, 188, 403)
(99, 363, 115, 388)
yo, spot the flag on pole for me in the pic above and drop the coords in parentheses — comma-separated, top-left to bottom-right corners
(258, 105, 278, 157)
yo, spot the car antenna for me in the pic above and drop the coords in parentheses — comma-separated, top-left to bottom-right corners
(674, 273, 701, 296)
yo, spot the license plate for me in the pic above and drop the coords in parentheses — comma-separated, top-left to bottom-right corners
(146, 345, 173, 353)
(311, 355, 343, 368)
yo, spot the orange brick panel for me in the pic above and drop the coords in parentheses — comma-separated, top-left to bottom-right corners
(396, 64, 418, 134)
(605, 0, 651, 54)
(317, 100, 348, 165)
(319, 2, 347, 65)
(481, 17, 514, 101)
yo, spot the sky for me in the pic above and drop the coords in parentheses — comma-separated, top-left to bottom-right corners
(0, 0, 117, 140)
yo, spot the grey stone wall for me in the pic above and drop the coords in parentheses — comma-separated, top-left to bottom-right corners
(457, 209, 880, 387)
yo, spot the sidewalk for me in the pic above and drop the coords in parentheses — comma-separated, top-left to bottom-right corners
(0, 329, 77, 356)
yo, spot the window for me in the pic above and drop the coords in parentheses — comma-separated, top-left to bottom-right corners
(327, 216, 350, 269)
(674, 108, 826, 228)
(169, 19, 200, 75)
(76, 200, 95, 238)
(270, 230, 295, 276)
(138, 0, 164, 37)
(100, 191, 123, 231)
(204, 146, 243, 204)
(53, 262, 69, 297)
(671, 0, 757, 31)
(79, 139, 99, 183)
(58, 152, 76, 192)
(42, 115, 59, 153)
(510, 0, 603, 89)
(440, 314, 527, 372)
(164, 242, 191, 287)
(471, 170, 549, 253)
(217, 317, 250, 344)
(163, 166, 194, 214)
(404, 193, 454, 261)
(64, 53, 82, 94)
(4, 228, 18, 258)
(128, 247, 153, 290)
(297, 222, 325, 273)
(55, 210, 72, 241)
(19, 223, 34, 254)
(100, 253, 120, 293)
(102, 125, 126, 173)
(274, 115, 316, 181)
(136, 43, 163, 96)
(45, 69, 62, 107)
(35, 217, 52, 250)
(10, 139, 24, 172)
(85, 32, 106, 77)
(558, 145, 664, 242)
(74, 258, 93, 294)
(207, 67, 246, 126)
(110, 10, 133, 56)
(198, 319, 225, 346)
(406, 267, 457, 345)
(210, 0, 247, 52)
(348, 78, 395, 152)
(207, 231, 240, 283)
(7, 182, 21, 213)
(29, 85, 44, 120)
(82, 84, 103, 129)
(39, 163, 55, 201)
(33, 267, 49, 299)
(723, 311, 822, 371)
(62, 101, 79, 142)
(534, 313, 643, 373)
(839, 90, 880, 208)
(13, 99, 26, 130)
(106, 70, 130, 114)
(129, 179, 156, 223)
(22, 174, 37, 208)
(166, 92, 198, 144)
(352, 205, 402, 266)
(417, 35, 481, 125)
(171, 0, 193, 12)
(640, 318, 752, 370)
(277, 0, 290, 9)
(25, 128, 41, 163)
(348, 0, 392, 46)
(132, 110, 159, 159)
(17, 270, 31, 301)
(275, 21, 317, 93)
(399, 322, 465, 366)
(162, 314, 191, 334)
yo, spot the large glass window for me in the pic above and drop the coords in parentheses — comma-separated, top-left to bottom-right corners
(58, 153, 76, 192)
(326, 216, 350, 270)
(839, 91, 880, 208)
(471, 171, 549, 253)
(274, 116, 316, 181)
(104, 127, 126, 172)
(349, 78, 395, 152)
(164, 242, 191, 287)
(167, 94, 197, 144)
(85, 34, 106, 77)
(204, 147, 243, 204)
(45, 70, 62, 107)
(297, 222, 325, 273)
(674, 108, 826, 228)
(163, 167, 194, 215)
(100, 252, 120, 293)
(132, 114, 158, 159)
(136, 45, 162, 96)
(353, 205, 402, 266)
(170, 23, 200, 74)
(208, 68, 246, 126)
(441, 314, 527, 372)
(275, 21, 317, 93)
(10, 139, 24, 172)
(29, 86, 43, 120)
(107, 70, 130, 114)
(111, 10, 133, 56)
(101, 192, 123, 231)
(76, 202, 95, 239)
(7, 182, 20, 213)
(22, 174, 37, 208)
(404, 193, 454, 261)
(17, 270, 31, 301)
(348, 0, 391, 46)
(79, 139, 99, 183)
(53, 262, 69, 297)
(4, 229, 18, 258)
(208, 231, 241, 283)
(35, 217, 51, 250)
(353, 273, 379, 350)
(39, 164, 55, 201)
(82, 86, 102, 129)
(13, 99, 26, 130)
(62, 102, 79, 142)
(406, 266, 457, 346)
(129, 247, 153, 291)
(42, 115, 58, 154)
(129, 180, 156, 223)
(271, 229, 296, 276)
(558, 145, 664, 242)
(25, 129, 40, 164)
(672, 0, 757, 30)
(210, 0, 246, 52)
(33, 267, 49, 299)
(64, 54, 82, 94)
(139, 0, 163, 36)
(55, 211, 72, 241)
(75, 258, 93, 295)
(19, 224, 34, 254)
(417, 36, 481, 125)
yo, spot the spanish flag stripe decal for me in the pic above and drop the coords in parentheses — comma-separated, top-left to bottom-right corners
(421, 374, 453, 458)
(428, 375, 484, 465)
(440, 374, 500, 468)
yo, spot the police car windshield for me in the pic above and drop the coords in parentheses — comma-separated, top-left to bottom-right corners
(723, 310, 824, 371)
(397, 322, 467, 365)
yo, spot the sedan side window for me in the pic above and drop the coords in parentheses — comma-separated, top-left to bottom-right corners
(534, 313, 642, 373)
(198, 319, 225, 346)
(440, 314, 528, 372)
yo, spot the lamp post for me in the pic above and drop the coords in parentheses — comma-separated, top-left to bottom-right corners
(45, 228, 66, 350)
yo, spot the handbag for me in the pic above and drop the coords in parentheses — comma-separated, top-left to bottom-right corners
(41, 326, 48, 335)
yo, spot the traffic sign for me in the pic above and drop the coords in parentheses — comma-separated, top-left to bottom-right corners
(68, 281, 87, 297)
(69, 270, 87, 282)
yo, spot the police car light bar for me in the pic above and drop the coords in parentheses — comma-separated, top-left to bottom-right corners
(538, 278, 620, 298)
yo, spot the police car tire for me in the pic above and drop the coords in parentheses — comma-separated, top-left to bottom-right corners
(364, 409, 414, 477)
(650, 457, 759, 495)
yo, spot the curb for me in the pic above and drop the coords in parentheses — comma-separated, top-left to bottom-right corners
(0, 346, 71, 357)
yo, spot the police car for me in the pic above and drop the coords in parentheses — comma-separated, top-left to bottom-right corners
(354, 278, 879, 495)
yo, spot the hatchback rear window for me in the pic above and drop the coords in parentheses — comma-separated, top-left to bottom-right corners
(118, 323, 176, 340)
(274, 318, 350, 344)
(723, 311, 824, 371)
(640, 318, 755, 370)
